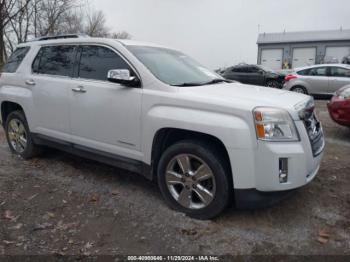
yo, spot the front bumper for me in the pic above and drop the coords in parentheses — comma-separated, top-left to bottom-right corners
(228, 121, 324, 194)
(234, 188, 297, 209)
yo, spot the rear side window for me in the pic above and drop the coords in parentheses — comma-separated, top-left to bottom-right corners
(308, 67, 327, 76)
(78, 45, 131, 81)
(32, 45, 76, 77)
(2, 47, 30, 73)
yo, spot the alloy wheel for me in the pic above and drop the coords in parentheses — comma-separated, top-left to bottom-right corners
(293, 87, 306, 94)
(165, 154, 216, 209)
(7, 119, 28, 154)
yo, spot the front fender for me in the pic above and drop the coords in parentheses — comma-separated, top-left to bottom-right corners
(142, 105, 256, 164)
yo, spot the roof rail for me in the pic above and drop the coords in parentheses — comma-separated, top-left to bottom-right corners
(28, 34, 90, 42)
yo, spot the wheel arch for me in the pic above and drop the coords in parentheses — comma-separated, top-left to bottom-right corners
(1, 101, 25, 126)
(150, 128, 233, 186)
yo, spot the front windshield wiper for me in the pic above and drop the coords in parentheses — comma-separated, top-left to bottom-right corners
(171, 82, 206, 87)
(203, 78, 231, 85)
(172, 79, 231, 87)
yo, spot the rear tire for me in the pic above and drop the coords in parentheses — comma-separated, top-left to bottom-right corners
(291, 86, 308, 94)
(157, 140, 232, 220)
(5, 111, 41, 159)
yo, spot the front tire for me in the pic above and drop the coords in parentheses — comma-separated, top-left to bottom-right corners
(5, 111, 40, 159)
(157, 140, 232, 219)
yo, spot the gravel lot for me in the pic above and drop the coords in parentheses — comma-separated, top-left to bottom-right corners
(0, 100, 349, 256)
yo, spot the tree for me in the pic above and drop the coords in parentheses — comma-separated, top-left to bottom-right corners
(1, 0, 132, 67)
(0, 0, 32, 66)
(111, 31, 132, 40)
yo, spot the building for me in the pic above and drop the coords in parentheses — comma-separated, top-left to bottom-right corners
(257, 29, 350, 69)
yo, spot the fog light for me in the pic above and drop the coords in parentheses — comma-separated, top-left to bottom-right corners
(279, 158, 288, 183)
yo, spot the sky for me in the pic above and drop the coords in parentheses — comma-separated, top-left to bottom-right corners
(90, 0, 350, 69)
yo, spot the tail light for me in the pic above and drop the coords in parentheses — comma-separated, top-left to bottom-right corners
(285, 74, 297, 82)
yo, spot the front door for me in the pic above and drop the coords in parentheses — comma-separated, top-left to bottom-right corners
(69, 45, 142, 161)
(329, 66, 350, 93)
(303, 66, 329, 95)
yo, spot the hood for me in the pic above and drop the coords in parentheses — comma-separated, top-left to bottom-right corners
(178, 82, 310, 119)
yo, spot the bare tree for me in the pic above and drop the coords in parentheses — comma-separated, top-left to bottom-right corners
(1, 0, 132, 67)
(0, 0, 32, 65)
(34, 0, 79, 36)
(111, 31, 132, 40)
(84, 9, 109, 37)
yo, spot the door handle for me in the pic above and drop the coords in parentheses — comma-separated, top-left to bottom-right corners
(25, 79, 36, 86)
(72, 86, 87, 93)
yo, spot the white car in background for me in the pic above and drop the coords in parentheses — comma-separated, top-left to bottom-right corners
(283, 64, 350, 95)
(0, 35, 324, 219)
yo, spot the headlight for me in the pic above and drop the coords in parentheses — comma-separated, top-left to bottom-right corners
(253, 107, 299, 141)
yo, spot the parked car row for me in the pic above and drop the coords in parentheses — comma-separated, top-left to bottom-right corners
(220, 64, 286, 88)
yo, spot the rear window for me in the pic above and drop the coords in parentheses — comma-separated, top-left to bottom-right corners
(32, 45, 76, 77)
(2, 47, 30, 73)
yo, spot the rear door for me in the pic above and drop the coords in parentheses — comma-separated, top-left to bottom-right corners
(246, 66, 265, 85)
(30, 45, 76, 141)
(329, 66, 350, 92)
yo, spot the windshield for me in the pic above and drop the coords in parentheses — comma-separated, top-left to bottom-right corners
(127, 45, 223, 86)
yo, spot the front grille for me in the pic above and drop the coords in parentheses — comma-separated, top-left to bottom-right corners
(302, 110, 324, 157)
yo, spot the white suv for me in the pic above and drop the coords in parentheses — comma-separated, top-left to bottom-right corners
(0, 35, 324, 219)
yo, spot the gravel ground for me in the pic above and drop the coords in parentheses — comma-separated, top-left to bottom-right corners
(0, 101, 349, 256)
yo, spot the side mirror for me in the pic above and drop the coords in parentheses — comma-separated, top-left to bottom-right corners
(107, 69, 140, 87)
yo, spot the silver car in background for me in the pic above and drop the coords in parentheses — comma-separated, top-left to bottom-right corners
(283, 64, 350, 95)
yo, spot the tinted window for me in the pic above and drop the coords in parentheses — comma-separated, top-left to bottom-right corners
(247, 66, 260, 73)
(3, 47, 30, 73)
(330, 67, 350, 77)
(33, 45, 76, 76)
(78, 46, 131, 81)
(308, 67, 327, 76)
(231, 67, 242, 72)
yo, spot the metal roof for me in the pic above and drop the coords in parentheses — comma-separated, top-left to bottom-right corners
(257, 29, 350, 44)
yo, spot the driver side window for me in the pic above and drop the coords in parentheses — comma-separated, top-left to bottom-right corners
(78, 45, 132, 81)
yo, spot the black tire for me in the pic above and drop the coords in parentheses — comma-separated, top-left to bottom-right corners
(291, 86, 308, 94)
(5, 110, 41, 159)
(266, 80, 280, 89)
(157, 140, 232, 220)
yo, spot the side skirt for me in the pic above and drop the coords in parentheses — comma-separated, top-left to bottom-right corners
(31, 133, 152, 180)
